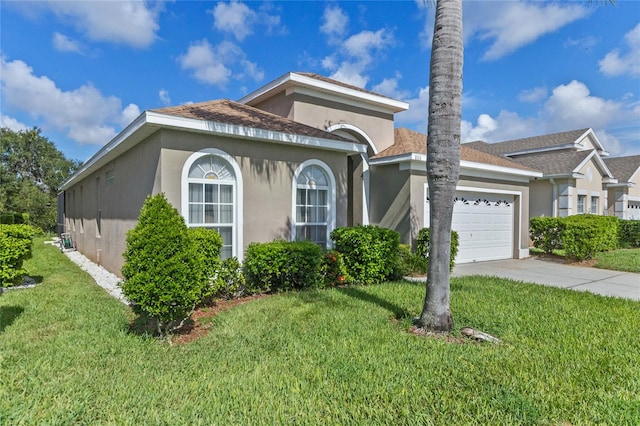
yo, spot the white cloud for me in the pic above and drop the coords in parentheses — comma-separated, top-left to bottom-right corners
(0, 57, 139, 145)
(1, 114, 28, 131)
(43, 0, 161, 48)
(395, 86, 430, 133)
(120, 104, 141, 127)
(372, 75, 410, 100)
(52, 32, 84, 54)
(323, 28, 394, 88)
(518, 86, 548, 103)
(159, 89, 171, 106)
(179, 39, 263, 87)
(320, 5, 349, 43)
(212, 1, 257, 41)
(460, 80, 640, 155)
(599, 23, 640, 77)
(464, 1, 590, 61)
(543, 80, 620, 130)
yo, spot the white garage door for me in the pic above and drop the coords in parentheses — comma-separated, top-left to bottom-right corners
(628, 201, 640, 220)
(425, 190, 514, 263)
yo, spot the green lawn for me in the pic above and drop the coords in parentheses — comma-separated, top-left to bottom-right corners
(1, 240, 639, 425)
(529, 247, 640, 273)
(594, 248, 640, 273)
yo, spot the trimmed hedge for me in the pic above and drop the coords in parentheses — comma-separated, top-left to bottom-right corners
(243, 240, 324, 292)
(330, 225, 400, 284)
(530, 215, 621, 261)
(618, 219, 640, 248)
(562, 215, 618, 260)
(0, 224, 38, 286)
(0, 212, 30, 225)
(415, 227, 459, 272)
(187, 227, 223, 297)
(529, 217, 565, 254)
(121, 194, 208, 335)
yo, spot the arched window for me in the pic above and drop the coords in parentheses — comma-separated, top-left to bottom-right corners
(182, 149, 243, 260)
(292, 160, 336, 249)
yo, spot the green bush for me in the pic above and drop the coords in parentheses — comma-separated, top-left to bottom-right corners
(618, 219, 640, 248)
(415, 227, 459, 272)
(121, 194, 207, 336)
(321, 250, 351, 287)
(243, 240, 323, 292)
(395, 244, 427, 277)
(215, 257, 248, 299)
(562, 215, 618, 261)
(330, 225, 400, 284)
(529, 217, 565, 254)
(0, 212, 29, 225)
(187, 227, 223, 297)
(0, 224, 38, 286)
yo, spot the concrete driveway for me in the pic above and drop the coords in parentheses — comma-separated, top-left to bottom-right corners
(451, 256, 640, 301)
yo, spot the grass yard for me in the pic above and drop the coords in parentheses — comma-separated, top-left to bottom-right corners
(1, 240, 639, 425)
(594, 248, 640, 273)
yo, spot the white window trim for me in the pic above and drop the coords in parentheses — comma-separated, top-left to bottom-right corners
(291, 159, 337, 248)
(181, 148, 244, 261)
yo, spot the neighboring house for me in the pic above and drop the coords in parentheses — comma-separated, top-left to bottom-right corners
(465, 128, 618, 219)
(369, 128, 542, 263)
(603, 155, 640, 220)
(59, 71, 544, 276)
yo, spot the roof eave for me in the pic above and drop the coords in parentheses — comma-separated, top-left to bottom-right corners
(238, 72, 409, 113)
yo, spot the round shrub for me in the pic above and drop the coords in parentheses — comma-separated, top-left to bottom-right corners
(415, 227, 459, 272)
(121, 193, 207, 335)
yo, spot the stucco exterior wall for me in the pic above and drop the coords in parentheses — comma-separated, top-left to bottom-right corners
(158, 129, 352, 255)
(64, 132, 162, 275)
(369, 164, 412, 243)
(575, 159, 607, 215)
(529, 179, 553, 218)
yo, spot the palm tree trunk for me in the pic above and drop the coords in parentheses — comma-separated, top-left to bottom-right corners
(416, 0, 463, 332)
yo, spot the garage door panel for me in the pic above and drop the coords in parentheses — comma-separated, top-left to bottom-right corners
(425, 190, 514, 263)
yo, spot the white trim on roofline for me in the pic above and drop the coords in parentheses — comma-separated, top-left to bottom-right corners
(369, 153, 542, 179)
(572, 149, 615, 179)
(61, 110, 367, 190)
(238, 72, 409, 114)
(502, 129, 610, 157)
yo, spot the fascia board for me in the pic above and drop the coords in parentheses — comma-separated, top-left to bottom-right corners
(574, 150, 615, 178)
(238, 72, 409, 113)
(60, 112, 152, 190)
(146, 112, 367, 154)
(370, 153, 542, 180)
(503, 143, 579, 157)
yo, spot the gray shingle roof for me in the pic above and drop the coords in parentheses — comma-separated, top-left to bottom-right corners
(151, 99, 356, 143)
(464, 128, 590, 155)
(509, 150, 593, 175)
(373, 128, 538, 171)
(603, 155, 640, 182)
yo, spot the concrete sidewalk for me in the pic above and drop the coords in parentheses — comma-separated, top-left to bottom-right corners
(451, 257, 640, 301)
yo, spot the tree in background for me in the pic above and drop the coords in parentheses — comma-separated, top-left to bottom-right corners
(0, 127, 81, 231)
(415, 0, 463, 332)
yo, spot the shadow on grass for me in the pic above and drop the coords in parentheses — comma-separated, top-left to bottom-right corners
(0, 305, 25, 333)
(336, 286, 410, 320)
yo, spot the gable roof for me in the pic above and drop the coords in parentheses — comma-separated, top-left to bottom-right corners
(373, 128, 538, 172)
(238, 72, 409, 114)
(603, 155, 640, 182)
(370, 128, 541, 180)
(62, 99, 367, 190)
(464, 128, 606, 156)
(151, 99, 354, 143)
(508, 150, 593, 176)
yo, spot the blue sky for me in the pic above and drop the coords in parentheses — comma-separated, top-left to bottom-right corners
(1, 0, 639, 162)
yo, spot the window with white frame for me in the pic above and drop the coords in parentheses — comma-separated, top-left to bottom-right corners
(577, 194, 586, 214)
(293, 162, 334, 249)
(187, 154, 236, 259)
(590, 196, 599, 214)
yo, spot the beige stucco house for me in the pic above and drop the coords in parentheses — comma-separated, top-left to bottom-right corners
(465, 128, 620, 219)
(604, 155, 640, 220)
(60, 72, 545, 276)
